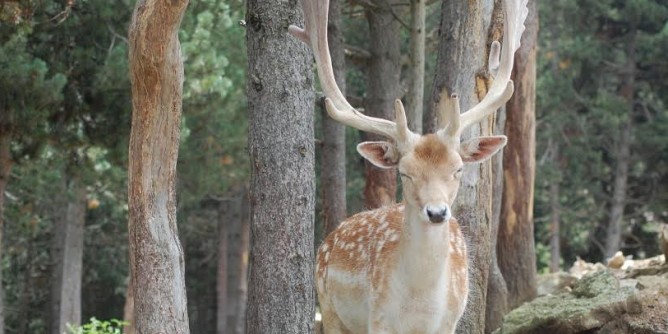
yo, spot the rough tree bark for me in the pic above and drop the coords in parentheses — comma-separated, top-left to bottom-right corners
(0, 130, 10, 334)
(127, 0, 190, 332)
(497, 0, 538, 310)
(407, 0, 426, 134)
(321, 0, 347, 236)
(430, 1, 497, 333)
(50, 173, 86, 334)
(362, 0, 401, 209)
(604, 28, 636, 259)
(245, 1, 316, 332)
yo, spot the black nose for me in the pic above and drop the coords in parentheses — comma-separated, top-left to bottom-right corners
(426, 207, 449, 223)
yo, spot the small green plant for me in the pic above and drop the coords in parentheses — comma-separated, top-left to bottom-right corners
(67, 318, 128, 334)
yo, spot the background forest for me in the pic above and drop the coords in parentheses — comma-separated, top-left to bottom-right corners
(0, 0, 666, 333)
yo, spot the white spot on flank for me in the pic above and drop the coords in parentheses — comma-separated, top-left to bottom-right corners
(376, 240, 385, 253)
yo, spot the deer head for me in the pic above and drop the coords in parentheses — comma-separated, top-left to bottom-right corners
(290, 0, 527, 224)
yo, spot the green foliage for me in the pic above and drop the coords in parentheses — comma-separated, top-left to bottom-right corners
(67, 318, 128, 334)
(0, 29, 66, 159)
(535, 0, 668, 268)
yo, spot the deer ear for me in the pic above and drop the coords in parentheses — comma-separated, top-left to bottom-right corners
(357, 141, 400, 169)
(460, 135, 507, 163)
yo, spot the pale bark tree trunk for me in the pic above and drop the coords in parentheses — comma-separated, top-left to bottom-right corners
(430, 1, 496, 333)
(0, 130, 9, 334)
(50, 174, 86, 334)
(127, 0, 190, 332)
(407, 0, 426, 134)
(321, 0, 347, 235)
(245, 1, 316, 332)
(225, 189, 249, 334)
(362, 0, 401, 209)
(497, 0, 538, 310)
(604, 28, 636, 259)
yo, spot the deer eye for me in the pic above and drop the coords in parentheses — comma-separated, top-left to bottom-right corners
(454, 167, 464, 179)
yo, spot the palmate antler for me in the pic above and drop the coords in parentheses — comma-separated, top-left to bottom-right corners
(291, 0, 528, 142)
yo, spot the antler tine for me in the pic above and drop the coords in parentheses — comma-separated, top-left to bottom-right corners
(452, 0, 529, 137)
(289, 0, 403, 141)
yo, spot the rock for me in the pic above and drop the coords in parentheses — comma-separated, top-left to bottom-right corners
(569, 257, 607, 279)
(572, 270, 619, 298)
(495, 269, 668, 334)
(620, 275, 668, 333)
(494, 270, 636, 334)
(537, 272, 578, 296)
(607, 251, 625, 269)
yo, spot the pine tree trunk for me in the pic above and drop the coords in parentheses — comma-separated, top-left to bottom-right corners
(127, 0, 190, 332)
(217, 199, 231, 334)
(362, 0, 401, 209)
(430, 1, 496, 332)
(0, 131, 10, 334)
(50, 174, 86, 334)
(604, 28, 636, 260)
(226, 188, 249, 334)
(217, 187, 249, 334)
(245, 1, 316, 332)
(497, 0, 538, 310)
(321, 0, 347, 235)
(407, 0, 426, 134)
(549, 166, 561, 273)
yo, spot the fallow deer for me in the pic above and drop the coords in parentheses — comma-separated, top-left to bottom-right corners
(290, 0, 528, 332)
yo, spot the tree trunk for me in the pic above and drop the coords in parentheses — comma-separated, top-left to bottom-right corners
(226, 188, 250, 334)
(604, 29, 636, 260)
(497, 0, 538, 310)
(123, 274, 135, 334)
(430, 1, 496, 333)
(485, 101, 508, 333)
(549, 159, 561, 273)
(407, 0, 426, 134)
(217, 187, 250, 334)
(217, 199, 230, 334)
(362, 0, 401, 209)
(0, 130, 9, 334)
(245, 1, 316, 333)
(321, 0, 347, 236)
(127, 0, 190, 332)
(50, 174, 86, 334)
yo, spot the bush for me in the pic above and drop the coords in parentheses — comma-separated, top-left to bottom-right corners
(68, 318, 128, 334)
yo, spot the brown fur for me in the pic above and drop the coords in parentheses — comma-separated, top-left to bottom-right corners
(413, 134, 450, 165)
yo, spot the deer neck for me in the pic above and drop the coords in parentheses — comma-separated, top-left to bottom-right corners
(395, 203, 451, 290)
